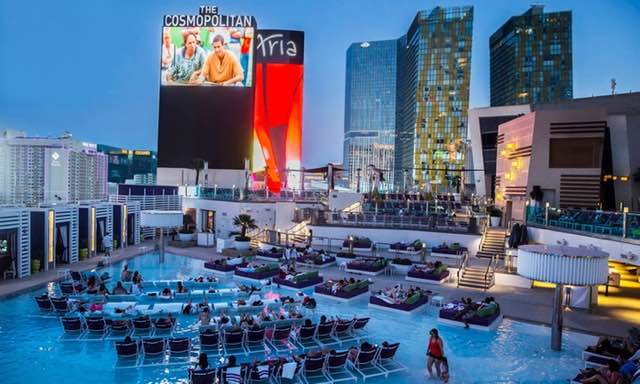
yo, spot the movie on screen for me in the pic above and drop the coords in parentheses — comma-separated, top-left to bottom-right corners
(160, 26, 254, 87)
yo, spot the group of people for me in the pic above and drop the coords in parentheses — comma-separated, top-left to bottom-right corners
(453, 297, 499, 328)
(376, 285, 427, 302)
(161, 27, 249, 86)
(327, 277, 361, 294)
(578, 333, 640, 383)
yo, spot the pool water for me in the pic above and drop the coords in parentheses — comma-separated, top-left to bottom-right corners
(0, 253, 591, 383)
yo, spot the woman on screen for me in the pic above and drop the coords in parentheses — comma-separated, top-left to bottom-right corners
(165, 32, 205, 85)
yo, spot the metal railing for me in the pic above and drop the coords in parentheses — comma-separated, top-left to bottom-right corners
(456, 252, 469, 288)
(311, 210, 484, 234)
(526, 206, 640, 241)
(192, 186, 327, 203)
(483, 254, 497, 291)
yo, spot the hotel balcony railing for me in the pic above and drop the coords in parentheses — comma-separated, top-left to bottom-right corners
(192, 186, 326, 203)
(526, 205, 640, 241)
(309, 210, 484, 235)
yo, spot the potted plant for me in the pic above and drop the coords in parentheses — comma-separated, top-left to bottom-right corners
(488, 206, 502, 227)
(232, 214, 257, 251)
(179, 214, 194, 241)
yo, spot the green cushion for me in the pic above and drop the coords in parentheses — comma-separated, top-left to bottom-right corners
(435, 264, 448, 274)
(405, 293, 421, 305)
(342, 283, 358, 292)
(477, 302, 497, 317)
(293, 271, 319, 282)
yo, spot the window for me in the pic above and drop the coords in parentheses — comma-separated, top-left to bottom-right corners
(549, 138, 603, 168)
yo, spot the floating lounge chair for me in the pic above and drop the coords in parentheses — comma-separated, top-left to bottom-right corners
(267, 325, 294, 352)
(349, 347, 386, 381)
(153, 318, 176, 336)
(190, 368, 217, 384)
(375, 343, 407, 376)
(301, 354, 330, 384)
(349, 318, 370, 340)
(51, 297, 71, 313)
(132, 317, 155, 337)
(293, 324, 320, 351)
(222, 329, 246, 356)
(85, 316, 109, 339)
(315, 321, 339, 347)
(333, 319, 356, 345)
(60, 316, 85, 338)
(246, 364, 271, 384)
(272, 361, 300, 384)
(35, 295, 53, 311)
(199, 330, 220, 352)
(142, 338, 166, 358)
(115, 340, 139, 359)
(167, 337, 191, 366)
(326, 350, 356, 383)
(224, 366, 244, 384)
(245, 328, 267, 354)
(109, 319, 131, 337)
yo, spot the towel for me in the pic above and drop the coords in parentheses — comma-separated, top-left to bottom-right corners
(281, 362, 297, 379)
(257, 365, 269, 379)
(226, 367, 242, 384)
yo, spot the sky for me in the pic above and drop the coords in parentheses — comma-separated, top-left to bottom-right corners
(0, 0, 639, 167)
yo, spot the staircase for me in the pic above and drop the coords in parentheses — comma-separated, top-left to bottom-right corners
(477, 228, 507, 259)
(457, 256, 497, 290)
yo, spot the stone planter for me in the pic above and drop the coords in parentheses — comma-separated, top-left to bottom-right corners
(490, 216, 501, 227)
(234, 239, 251, 251)
(178, 232, 193, 242)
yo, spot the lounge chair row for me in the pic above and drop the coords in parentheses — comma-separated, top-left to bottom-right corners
(61, 315, 175, 340)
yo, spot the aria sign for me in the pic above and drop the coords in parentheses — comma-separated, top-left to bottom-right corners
(255, 30, 304, 65)
(163, 6, 256, 27)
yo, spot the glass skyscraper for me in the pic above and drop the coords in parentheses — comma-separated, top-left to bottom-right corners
(395, 7, 474, 191)
(490, 5, 572, 106)
(344, 39, 397, 192)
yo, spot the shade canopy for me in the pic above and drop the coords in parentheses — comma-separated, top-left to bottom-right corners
(517, 244, 609, 286)
(140, 210, 183, 228)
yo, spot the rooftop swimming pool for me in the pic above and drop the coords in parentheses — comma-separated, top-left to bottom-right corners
(0, 253, 593, 383)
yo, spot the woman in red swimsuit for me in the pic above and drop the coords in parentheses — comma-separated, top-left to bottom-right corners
(427, 328, 444, 378)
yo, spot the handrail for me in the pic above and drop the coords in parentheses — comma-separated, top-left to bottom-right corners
(483, 254, 496, 291)
(479, 226, 487, 251)
(456, 251, 469, 288)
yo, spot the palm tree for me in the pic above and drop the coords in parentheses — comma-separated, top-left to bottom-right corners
(232, 214, 257, 240)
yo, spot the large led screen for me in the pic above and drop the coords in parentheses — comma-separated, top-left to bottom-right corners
(161, 26, 254, 87)
(252, 30, 304, 192)
(157, 9, 256, 170)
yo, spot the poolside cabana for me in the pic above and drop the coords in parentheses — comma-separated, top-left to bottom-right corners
(0, 208, 31, 279)
(109, 202, 141, 249)
(30, 205, 79, 273)
(78, 203, 112, 259)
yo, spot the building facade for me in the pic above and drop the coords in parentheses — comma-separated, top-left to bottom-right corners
(468, 105, 531, 198)
(97, 145, 157, 185)
(395, 6, 474, 192)
(0, 131, 108, 207)
(490, 5, 572, 107)
(344, 39, 397, 192)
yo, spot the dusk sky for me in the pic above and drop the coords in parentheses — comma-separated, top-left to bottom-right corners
(0, 0, 639, 167)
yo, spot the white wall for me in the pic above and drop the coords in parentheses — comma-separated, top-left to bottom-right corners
(158, 167, 246, 188)
(274, 202, 296, 231)
(527, 226, 640, 266)
(308, 225, 481, 256)
(183, 198, 276, 239)
(328, 191, 362, 211)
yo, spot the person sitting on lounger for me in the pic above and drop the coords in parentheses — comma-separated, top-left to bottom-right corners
(199, 307, 211, 325)
(156, 314, 175, 328)
(194, 352, 209, 372)
(120, 265, 131, 282)
(87, 275, 98, 294)
(176, 281, 188, 294)
(98, 283, 110, 296)
(182, 300, 194, 315)
(580, 360, 624, 384)
(161, 287, 172, 298)
(112, 281, 127, 295)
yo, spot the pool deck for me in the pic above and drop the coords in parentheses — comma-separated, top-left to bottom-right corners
(0, 242, 637, 339)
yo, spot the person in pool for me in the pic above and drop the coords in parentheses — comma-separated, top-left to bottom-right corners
(426, 328, 444, 379)
(112, 281, 127, 295)
(198, 307, 211, 325)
